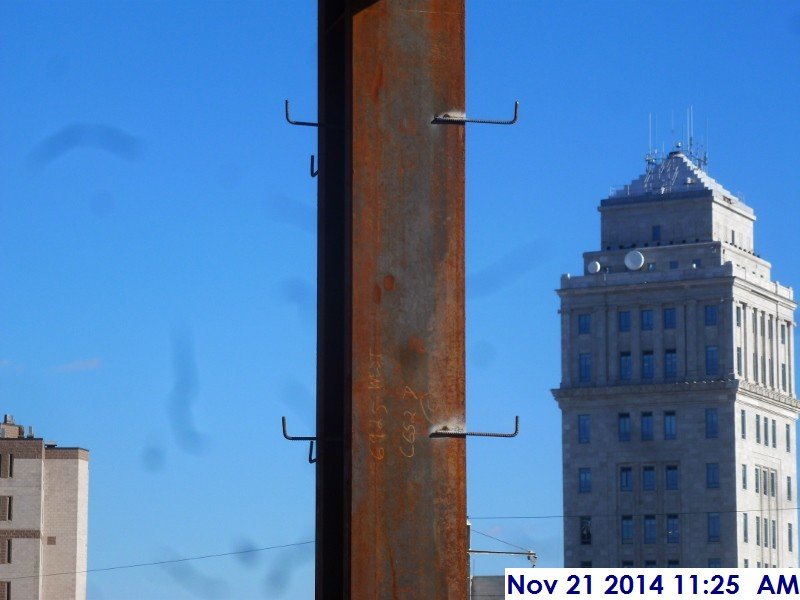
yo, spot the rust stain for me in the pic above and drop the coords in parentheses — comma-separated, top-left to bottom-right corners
(373, 283, 382, 304)
(383, 274, 396, 291)
(407, 336, 426, 355)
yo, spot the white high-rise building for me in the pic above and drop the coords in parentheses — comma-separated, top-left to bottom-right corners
(554, 149, 798, 568)
(0, 415, 89, 599)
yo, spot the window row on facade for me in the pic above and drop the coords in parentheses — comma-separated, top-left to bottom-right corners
(736, 347, 789, 391)
(741, 513, 793, 553)
(742, 464, 794, 502)
(578, 464, 681, 493)
(736, 305, 789, 345)
(740, 409, 792, 453)
(579, 514, 684, 545)
(577, 409, 719, 444)
(579, 560, 690, 568)
(578, 305, 721, 336)
(579, 347, 720, 383)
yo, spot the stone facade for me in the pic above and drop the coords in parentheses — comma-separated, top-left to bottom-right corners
(554, 150, 798, 568)
(0, 416, 89, 599)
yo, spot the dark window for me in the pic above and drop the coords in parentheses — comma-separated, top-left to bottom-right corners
(736, 306, 742, 326)
(790, 524, 794, 553)
(620, 467, 632, 491)
(641, 412, 653, 441)
(742, 464, 747, 489)
(706, 408, 718, 438)
(580, 516, 592, 545)
(621, 561, 634, 568)
(708, 513, 720, 542)
(769, 318, 773, 339)
(764, 418, 769, 446)
(579, 468, 591, 493)
(772, 420, 777, 448)
(667, 515, 680, 543)
(669, 260, 679, 270)
(664, 308, 676, 329)
(619, 353, 632, 380)
(642, 351, 654, 379)
(755, 467, 760, 493)
(770, 359, 774, 387)
(762, 469, 768, 496)
(652, 225, 661, 242)
(788, 476, 792, 501)
(644, 560, 656, 568)
(666, 465, 678, 490)
(665, 350, 677, 377)
(667, 560, 680, 567)
(618, 413, 631, 442)
(641, 309, 654, 331)
(787, 423, 792, 453)
(756, 415, 761, 443)
(741, 409, 746, 439)
(664, 411, 676, 440)
(743, 513, 749, 543)
(644, 515, 656, 543)
(782, 324, 787, 344)
(621, 516, 633, 544)
(736, 347, 742, 375)
(706, 346, 718, 376)
(782, 364, 787, 391)
(580, 561, 592, 567)
(706, 463, 720, 488)
(579, 353, 592, 382)
(772, 520, 777, 549)
(764, 518, 769, 548)
(705, 305, 718, 326)
(578, 415, 590, 443)
(618, 311, 631, 332)
(578, 314, 591, 334)
(642, 466, 655, 490)
(771, 472, 776, 497)
(753, 353, 758, 380)
(762, 356, 767, 384)
(756, 516, 761, 545)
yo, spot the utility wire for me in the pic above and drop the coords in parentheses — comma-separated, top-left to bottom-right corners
(471, 527, 529, 552)
(7, 540, 315, 582)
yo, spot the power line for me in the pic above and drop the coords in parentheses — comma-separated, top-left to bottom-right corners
(8, 540, 315, 582)
(471, 527, 529, 552)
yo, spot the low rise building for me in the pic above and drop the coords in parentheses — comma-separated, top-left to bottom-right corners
(0, 415, 89, 599)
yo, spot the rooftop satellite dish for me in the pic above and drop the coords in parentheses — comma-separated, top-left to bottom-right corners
(624, 250, 645, 271)
(588, 261, 601, 274)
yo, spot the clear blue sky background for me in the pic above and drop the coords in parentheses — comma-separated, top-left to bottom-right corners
(1, 1, 799, 597)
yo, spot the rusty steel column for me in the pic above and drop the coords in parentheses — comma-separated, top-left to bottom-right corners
(317, 1, 466, 598)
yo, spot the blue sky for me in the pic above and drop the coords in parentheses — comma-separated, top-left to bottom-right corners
(1, 1, 799, 597)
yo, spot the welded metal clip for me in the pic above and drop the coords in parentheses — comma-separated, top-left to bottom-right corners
(432, 101, 519, 125)
(430, 416, 520, 438)
(310, 155, 319, 177)
(284, 100, 318, 127)
(281, 416, 317, 463)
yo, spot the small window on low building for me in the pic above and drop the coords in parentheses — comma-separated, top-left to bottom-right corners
(652, 226, 661, 242)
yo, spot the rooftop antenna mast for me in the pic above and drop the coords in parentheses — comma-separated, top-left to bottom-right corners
(645, 113, 657, 171)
